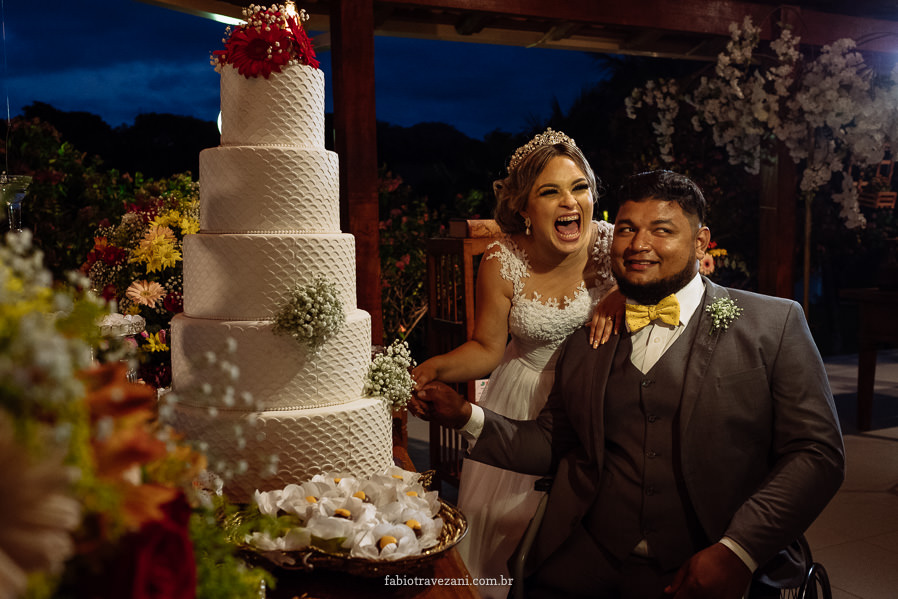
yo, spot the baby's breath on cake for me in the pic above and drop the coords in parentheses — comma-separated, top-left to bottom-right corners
(364, 340, 416, 411)
(272, 277, 345, 352)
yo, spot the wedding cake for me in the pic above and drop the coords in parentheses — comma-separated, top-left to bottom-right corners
(165, 4, 393, 502)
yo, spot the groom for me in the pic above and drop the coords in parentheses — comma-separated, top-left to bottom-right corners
(412, 170, 845, 598)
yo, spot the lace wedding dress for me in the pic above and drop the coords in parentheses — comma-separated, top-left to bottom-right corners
(457, 219, 615, 597)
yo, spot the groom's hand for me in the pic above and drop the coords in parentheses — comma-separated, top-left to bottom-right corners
(664, 543, 752, 599)
(409, 381, 472, 430)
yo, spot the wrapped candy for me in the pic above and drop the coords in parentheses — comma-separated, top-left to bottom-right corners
(246, 468, 445, 560)
(351, 522, 420, 560)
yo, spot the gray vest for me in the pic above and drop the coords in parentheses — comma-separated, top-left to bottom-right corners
(585, 315, 708, 570)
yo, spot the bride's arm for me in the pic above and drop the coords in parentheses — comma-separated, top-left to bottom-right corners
(413, 249, 511, 388)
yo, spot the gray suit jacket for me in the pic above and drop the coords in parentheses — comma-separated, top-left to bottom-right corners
(469, 277, 845, 583)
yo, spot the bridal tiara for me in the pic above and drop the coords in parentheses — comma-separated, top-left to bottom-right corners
(507, 128, 577, 173)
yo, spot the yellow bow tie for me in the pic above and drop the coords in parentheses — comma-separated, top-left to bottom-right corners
(625, 295, 680, 332)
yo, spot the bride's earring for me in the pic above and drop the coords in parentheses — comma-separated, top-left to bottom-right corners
(524, 216, 531, 236)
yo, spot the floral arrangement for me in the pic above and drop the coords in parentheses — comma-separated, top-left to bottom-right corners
(700, 241, 750, 285)
(705, 297, 743, 334)
(212, 3, 319, 79)
(82, 174, 199, 389)
(364, 340, 416, 412)
(0, 231, 102, 597)
(272, 277, 345, 352)
(626, 16, 898, 229)
(2, 117, 133, 280)
(237, 467, 442, 562)
(0, 231, 273, 599)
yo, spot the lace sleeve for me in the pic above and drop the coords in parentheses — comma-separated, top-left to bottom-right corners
(483, 237, 529, 297)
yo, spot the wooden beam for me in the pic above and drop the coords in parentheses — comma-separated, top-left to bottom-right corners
(385, 0, 771, 33)
(329, 0, 385, 343)
(786, 6, 898, 53)
(382, 0, 898, 52)
(142, 0, 898, 57)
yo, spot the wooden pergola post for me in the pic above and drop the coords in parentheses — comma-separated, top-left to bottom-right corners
(758, 142, 798, 299)
(757, 8, 801, 301)
(329, 0, 384, 343)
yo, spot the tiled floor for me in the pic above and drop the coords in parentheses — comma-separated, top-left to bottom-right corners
(408, 349, 898, 598)
(808, 350, 898, 599)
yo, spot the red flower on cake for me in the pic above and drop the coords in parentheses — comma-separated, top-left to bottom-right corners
(216, 25, 290, 79)
(213, 3, 319, 79)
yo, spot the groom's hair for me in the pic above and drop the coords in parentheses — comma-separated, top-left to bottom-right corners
(618, 170, 707, 226)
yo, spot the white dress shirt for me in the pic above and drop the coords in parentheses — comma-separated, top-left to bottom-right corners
(627, 272, 704, 373)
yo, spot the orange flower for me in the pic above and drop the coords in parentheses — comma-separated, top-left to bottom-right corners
(125, 280, 167, 308)
(78, 364, 179, 531)
(92, 411, 168, 479)
(117, 483, 180, 532)
(80, 363, 156, 421)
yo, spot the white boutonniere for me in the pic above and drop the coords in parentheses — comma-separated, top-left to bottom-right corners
(705, 297, 743, 334)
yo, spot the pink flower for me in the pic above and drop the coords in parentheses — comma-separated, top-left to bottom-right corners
(379, 174, 402, 193)
(699, 254, 715, 275)
(395, 254, 411, 271)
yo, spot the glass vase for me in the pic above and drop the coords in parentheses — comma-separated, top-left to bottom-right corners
(1, 174, 33, 232)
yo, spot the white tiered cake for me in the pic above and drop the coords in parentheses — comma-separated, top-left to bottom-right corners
(166, 10, 392, 501)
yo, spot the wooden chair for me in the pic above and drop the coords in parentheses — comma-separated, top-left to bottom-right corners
(423, 220, 502, 490)
(859, 190, 897, 209)
(858, 158, 897, 209)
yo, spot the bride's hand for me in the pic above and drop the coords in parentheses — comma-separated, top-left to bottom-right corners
(588, 287, 624, 348)
(411, 361, 438, 391)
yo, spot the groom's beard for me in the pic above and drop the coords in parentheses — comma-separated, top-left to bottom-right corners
(613, 260, 697, 305)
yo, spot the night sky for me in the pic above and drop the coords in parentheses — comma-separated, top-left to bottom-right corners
(2, 0, 606, 139)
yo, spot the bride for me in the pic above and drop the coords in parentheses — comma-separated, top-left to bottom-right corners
(411, 128, 622, 597)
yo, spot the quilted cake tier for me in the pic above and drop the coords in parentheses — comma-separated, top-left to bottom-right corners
(170, 309, 371, 410)
(182, 233, 357, 320)
(220, 64, 325, 147)
(199, 146, 339, 233)
(165, 396, 393, 503)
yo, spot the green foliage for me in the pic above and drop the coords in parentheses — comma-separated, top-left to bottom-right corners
(1, 117, 195, 281)
(2, 118, 124, 278)
(377, 169, 444, 344)
(191, 504, 277, 599)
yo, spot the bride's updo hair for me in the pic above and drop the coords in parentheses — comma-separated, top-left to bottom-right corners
(493, 140, 598, 235)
